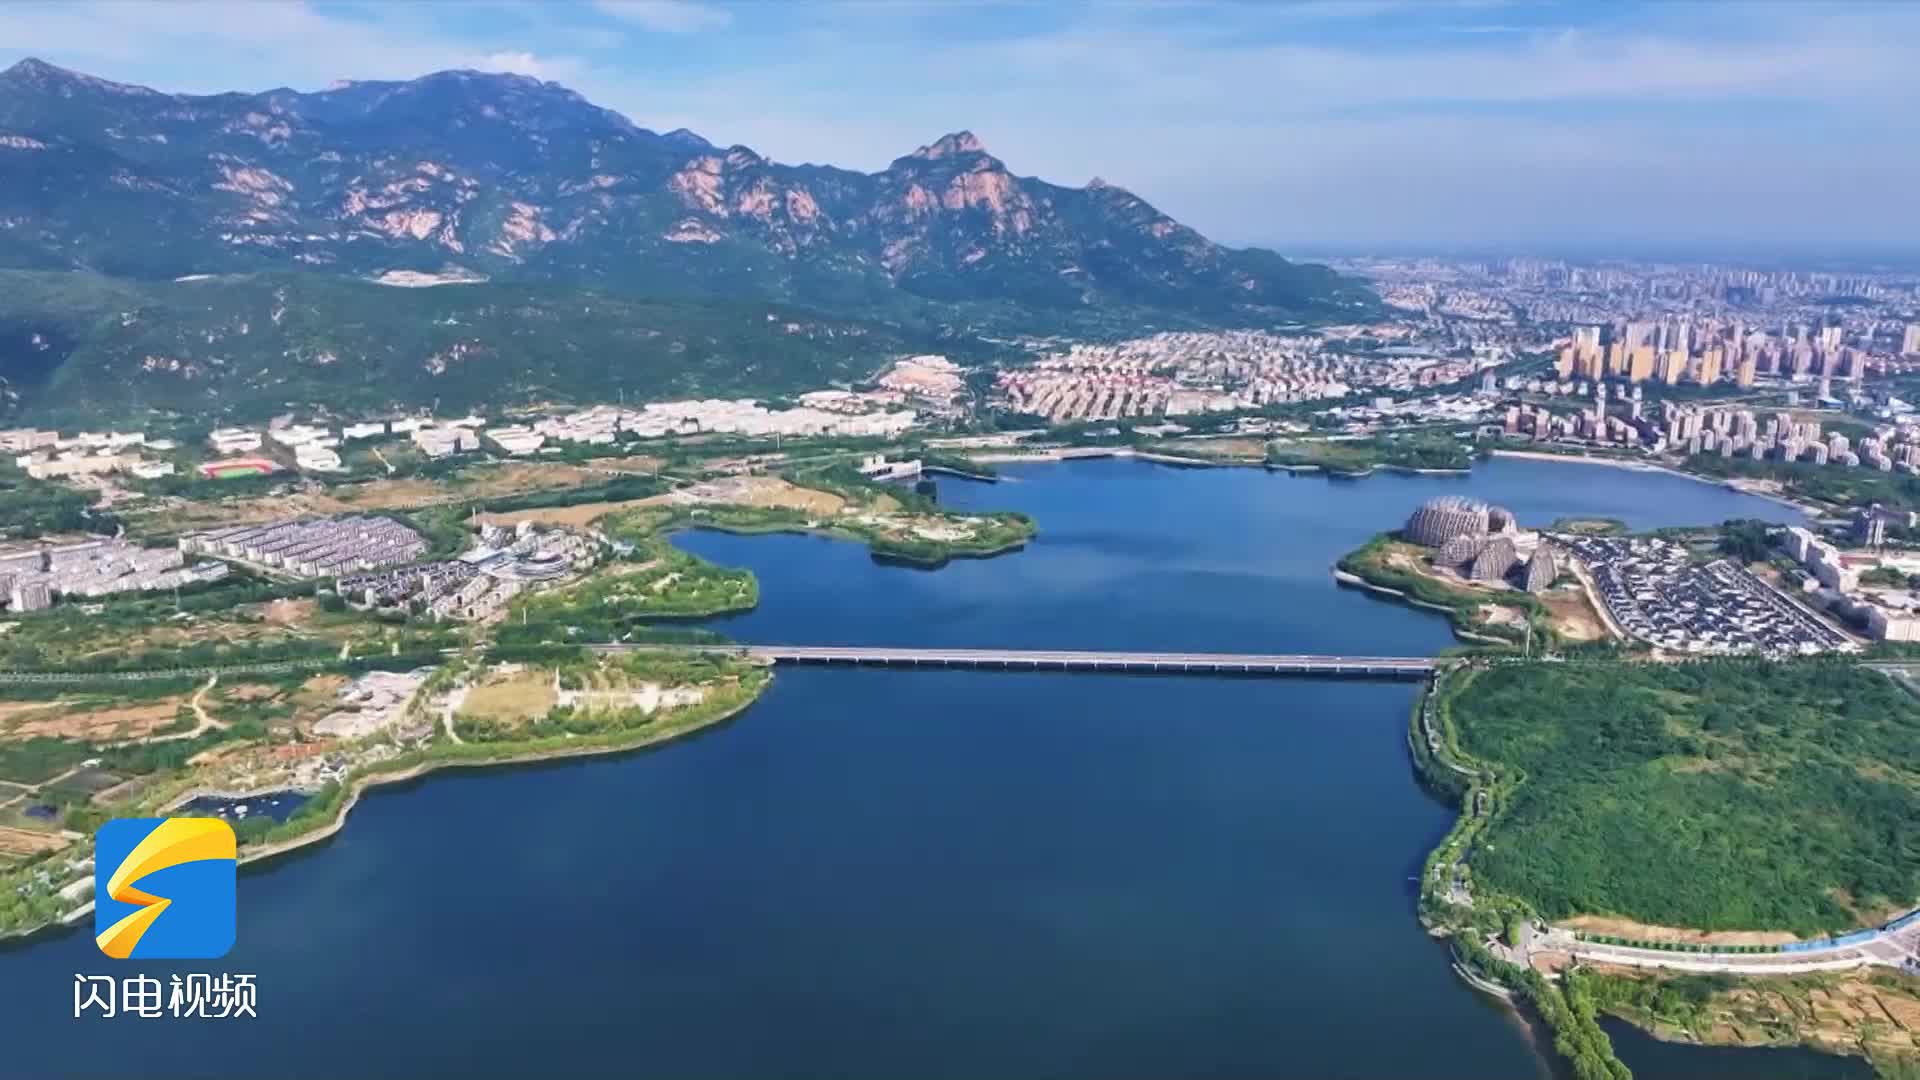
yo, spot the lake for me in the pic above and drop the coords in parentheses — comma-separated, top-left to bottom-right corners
(0, 456, 1866, 1078)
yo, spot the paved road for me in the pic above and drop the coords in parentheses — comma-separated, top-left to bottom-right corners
(595, 643, 1437, 678)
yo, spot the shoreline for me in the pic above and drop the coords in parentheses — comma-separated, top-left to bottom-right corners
(0, 454, 1884, 1072)
(1, 689, 769, 947)
(1488, 448, 1822, 516)
(970, 444, 1473, 477)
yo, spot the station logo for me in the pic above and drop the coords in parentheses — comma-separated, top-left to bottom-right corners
(94, 818, 236, 960)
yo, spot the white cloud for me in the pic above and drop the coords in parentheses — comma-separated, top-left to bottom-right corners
(594, 0, 732, 34)
(480, 51, 550, 77)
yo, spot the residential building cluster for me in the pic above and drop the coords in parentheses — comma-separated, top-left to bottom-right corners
(1659, 404, 1884, 468)
(182, 385, 926, 470)
(614, 399, 917, 441)
(179, 516, 427, 578)
(1332, 256, 1920, 371)
(1555, 533, 1854, 655)
(332, 521, 603, 621)
(873, 355, 967, 406)
(1780, 524, 1920, 643)
(1552, 317, 1871, 393)
(994, 330, 1493, 423)
(0, 538, 229, 611)
(1496, 387, 1920, 473)
(468, 399, 918, 456)
(1315, 391, 1505, 430)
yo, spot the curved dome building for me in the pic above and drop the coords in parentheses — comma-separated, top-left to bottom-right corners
(1436, 534, 1484, 567)
(1469, 537, 1519, 582)
(1406, 496, 1494, 548)
(1523, 546, 1558, 593)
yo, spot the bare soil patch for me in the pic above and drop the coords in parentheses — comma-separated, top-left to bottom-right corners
(1561, 914, 1801, 946)
(260, 598, 315, 626)
(1540, 588, 1610, 642)
(6, 697, 186, 744)
(0, 824, 72, 856)
(458, 669, 557, 726)
(475, 497, 667, 530)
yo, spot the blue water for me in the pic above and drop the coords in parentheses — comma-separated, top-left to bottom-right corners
(0, 457, 1862, 1079)
(178, 791, 311, 824)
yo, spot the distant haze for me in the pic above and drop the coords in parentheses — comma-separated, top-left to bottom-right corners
(0, 0, 1914, 257)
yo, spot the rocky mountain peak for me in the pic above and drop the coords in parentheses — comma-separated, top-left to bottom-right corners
(1, 56, 161, 97)
(911, 131, 987, 161)
(663, 127, 712, 150)
(0, 60, 1370, 325)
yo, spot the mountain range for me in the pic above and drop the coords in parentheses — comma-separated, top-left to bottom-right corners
(0, 58, 1373, 422)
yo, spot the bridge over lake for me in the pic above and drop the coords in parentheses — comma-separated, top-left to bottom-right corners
(594, 644, 1437, 679)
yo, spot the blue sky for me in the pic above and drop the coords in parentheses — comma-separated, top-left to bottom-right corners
(2, 1, 1916, 257)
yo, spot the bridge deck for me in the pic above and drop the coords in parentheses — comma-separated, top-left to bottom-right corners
(599, 644, 1436, 678)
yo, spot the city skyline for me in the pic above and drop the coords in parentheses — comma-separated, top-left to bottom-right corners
(1, 1, 1917, 258)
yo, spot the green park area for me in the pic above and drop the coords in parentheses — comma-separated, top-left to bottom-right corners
(1444, 660, 1920, 937)
(496, 541, 759, 646)
(1267, 431, 1475, 474)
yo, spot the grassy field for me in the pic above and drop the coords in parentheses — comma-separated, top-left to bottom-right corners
(500, 543, 759, 643)
(1447, 660, 1920, 936)
(458, 667, 560, 726)
(1268, 432, 1474, 473)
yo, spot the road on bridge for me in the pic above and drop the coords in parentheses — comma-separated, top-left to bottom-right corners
(593, 643, 1437, 678)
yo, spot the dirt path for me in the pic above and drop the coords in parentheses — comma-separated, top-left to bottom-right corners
(21, 766, 82, 795)
(441, 685, 467, 745)
(110, 674, 222, 747)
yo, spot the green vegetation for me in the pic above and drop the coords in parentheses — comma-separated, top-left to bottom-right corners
(0, 462, 109, 537)
(1447, 660, 1920, 936)
(1550, 517, 1631, 536)
(0, 270, 962, 427)
(1716, 517, 1777, 564)
(497, 543, 758, 646)
(1526, 967, 1635, 1080)
(1686, 454, 1920, 513)
(0, 600, 461, 674)
(1268, 431, 1476, 474)
(0, 735, 93, 784)
(398, 471, 669, 556)
(782, 463, 1036, 565)
(0, 868, 70, 937)
(1450, 932, 1631, 1080)
(1861, 565, 1920, 589)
